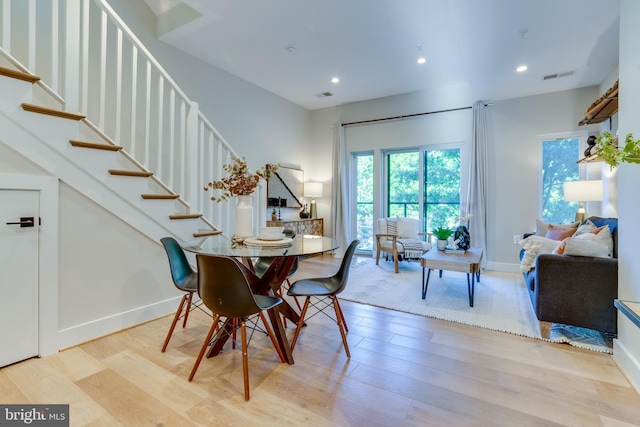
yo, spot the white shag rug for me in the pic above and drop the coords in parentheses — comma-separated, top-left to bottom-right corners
(343, 257, 614, 353)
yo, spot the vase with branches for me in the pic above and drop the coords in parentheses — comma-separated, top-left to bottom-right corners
(204, 157, 278, 202)
(204, 157, 278, 238)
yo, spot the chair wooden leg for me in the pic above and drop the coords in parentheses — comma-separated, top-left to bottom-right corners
(240, 320, 250, 401)
(290, 297, 311, 353)
(333, 297, 348, 332)
(375, 247, 381, 265)
(162, 294, 188, 352)
(182, 292, 194, 328)
(332, 296, 350, 358)
(188, 314, 220, 382)
(259, 312, 286, 363)
(393, 252, 399, 273)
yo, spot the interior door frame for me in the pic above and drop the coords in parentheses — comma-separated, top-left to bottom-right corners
(0, 174, 59, 357)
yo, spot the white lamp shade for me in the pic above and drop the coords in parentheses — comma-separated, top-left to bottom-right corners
(304, 182, 323, 198)
(563, 180, 603, 202)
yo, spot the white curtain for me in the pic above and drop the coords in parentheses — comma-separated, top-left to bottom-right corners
(466, 101, 488, 266)
(331, 122, 350, 257)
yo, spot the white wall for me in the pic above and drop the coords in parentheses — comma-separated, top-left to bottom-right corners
(614, 0, 640, 394)
(311, 84, 602, 270)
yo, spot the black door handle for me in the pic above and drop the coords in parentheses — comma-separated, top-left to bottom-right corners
(6, 216, 35, 228)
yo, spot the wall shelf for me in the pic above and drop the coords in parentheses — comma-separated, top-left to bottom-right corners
(615, 300, 640, 329)
(579, 80, 618, 126)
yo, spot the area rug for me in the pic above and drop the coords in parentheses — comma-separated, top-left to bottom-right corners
(343, 257, 614, 353)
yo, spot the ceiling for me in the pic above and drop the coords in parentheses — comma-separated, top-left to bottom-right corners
(143, 0, 620, 110)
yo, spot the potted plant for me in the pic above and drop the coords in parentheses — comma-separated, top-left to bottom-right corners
(593, 131, 640, 168)
(431, 226, 453, 251)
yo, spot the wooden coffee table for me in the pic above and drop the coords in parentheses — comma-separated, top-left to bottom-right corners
(420, 247, 483, 307)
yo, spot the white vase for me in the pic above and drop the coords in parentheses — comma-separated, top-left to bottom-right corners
(234, 195, 254, 238)
(437, 239, 447, 251)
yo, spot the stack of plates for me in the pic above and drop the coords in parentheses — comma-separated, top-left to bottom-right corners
(244, 236, 293, 248)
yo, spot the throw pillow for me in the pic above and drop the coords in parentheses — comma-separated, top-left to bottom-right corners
(397, 217, 420, 239)
(384, 218, 397, 242)
(545, 224, 577, 241)
(573, 219, 597, 236)
(552, 227, 608, 254)
(562, 238, 611, 258)
(535, 219, 579, 236)
(592, 225, 614, 257)
(519, 235, 560, 272)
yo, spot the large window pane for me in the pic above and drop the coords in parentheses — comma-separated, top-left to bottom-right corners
(387, 151, 419, 218)
(424, 148, 460, 232)
(541, 137, 580, 223)
(355, 153, 374, 251)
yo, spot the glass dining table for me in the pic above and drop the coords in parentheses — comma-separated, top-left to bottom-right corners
(182, 233, 341, 365)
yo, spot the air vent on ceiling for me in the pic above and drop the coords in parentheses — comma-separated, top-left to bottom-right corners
(314, 92, 333, 98)
(543, 70, 574, 80)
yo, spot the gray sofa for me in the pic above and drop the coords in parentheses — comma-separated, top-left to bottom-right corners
(520, 217, 618, 334)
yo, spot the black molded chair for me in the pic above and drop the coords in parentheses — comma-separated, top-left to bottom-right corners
(287, 239, 359, 358)
(160, 237, 204, 352)
(189, 255, 283, 401)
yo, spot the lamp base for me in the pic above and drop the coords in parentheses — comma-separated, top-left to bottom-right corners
(574, 203, 587, 223)
(309, 199, 317, 219)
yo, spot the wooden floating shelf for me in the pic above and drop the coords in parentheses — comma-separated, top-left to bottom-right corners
(579, 80, 618, 126)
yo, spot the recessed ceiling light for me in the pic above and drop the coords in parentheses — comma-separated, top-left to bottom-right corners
(331, 77, 340, 84)
(417, 57, 426, 64)
(516, 65, 528, 72)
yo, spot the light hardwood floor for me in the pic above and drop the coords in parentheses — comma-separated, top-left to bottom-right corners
(2, 254, 639, 426)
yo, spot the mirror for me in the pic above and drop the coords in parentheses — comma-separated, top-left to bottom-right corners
(267, 166, 303, 208)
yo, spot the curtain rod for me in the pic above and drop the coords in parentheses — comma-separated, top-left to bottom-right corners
(341, 103, 492, 127)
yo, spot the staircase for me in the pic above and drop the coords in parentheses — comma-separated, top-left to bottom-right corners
(0, 65, 216, 242)
(0, 0, 265, 243)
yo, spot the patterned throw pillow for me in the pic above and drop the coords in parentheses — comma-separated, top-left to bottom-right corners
(385, 218, 397, 241)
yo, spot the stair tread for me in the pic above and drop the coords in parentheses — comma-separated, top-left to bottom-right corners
(0, 67, 40, 83)
(141, 194, 180, 199)
(71, 140, 122, 151)
(109, 169, 153, 177)
(193, 230, 223, 237)
(169, 213, 202, 220)
(22, 103, 85, 121)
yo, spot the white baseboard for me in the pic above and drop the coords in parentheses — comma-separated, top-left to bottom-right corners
(55, 297, 180, 352)
(613, 336, 640, 395)
(486, 261, 521, 273)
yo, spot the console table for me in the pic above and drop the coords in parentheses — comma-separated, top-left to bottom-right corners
(267, 218, 323, 236)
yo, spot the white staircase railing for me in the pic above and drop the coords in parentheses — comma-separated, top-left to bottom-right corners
(0, 0, 264, 234)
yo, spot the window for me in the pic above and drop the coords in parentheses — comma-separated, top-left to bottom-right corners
(423, 148, 461, 232)
(539, 134, 583, 223)
(383, 146, 461, 233)
(354, 152, 374, 251)
(387, 151, 420, 218)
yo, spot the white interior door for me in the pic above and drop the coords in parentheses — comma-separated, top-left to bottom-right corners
(0, 189, 39, 367)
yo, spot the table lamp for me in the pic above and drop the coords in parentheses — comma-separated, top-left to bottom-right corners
(563, 180, 603, 222)
(304, 182, 323, 219)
